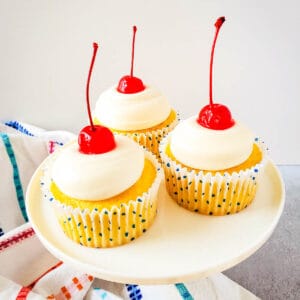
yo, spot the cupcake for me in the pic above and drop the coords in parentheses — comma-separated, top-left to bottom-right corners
(93, 26, 178, 157)
(159, 17, 266, 216)
(41, 43, 162, 247)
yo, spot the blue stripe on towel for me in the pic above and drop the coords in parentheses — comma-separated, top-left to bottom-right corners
(125, 284, 143, 300)
(0, 133, 28, 221)
(4, 120, 34, 136)
(175, 283, 194, 300)
(93, 288, 108, 299)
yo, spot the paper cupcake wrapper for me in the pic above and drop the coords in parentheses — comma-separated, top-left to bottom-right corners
(113, 112, 180, 159)
(41, 150, 163, 248)
(159, 136, 267, 216)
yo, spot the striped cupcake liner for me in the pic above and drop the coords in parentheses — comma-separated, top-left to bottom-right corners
(41, 150, 163, 248)
(159, 136, 267, 216)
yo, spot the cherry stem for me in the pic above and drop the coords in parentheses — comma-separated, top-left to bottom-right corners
(209, 16, 225, 107)
(130, 25, 137, 77)
(86, 42, 98, 131)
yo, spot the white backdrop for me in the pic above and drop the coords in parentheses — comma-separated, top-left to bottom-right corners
(0, 0, 299, 164)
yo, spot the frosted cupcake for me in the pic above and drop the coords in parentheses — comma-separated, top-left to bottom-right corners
(42, 43, 162, 247)
(160, 17, 266, 216)
(94, 26, 178, 157)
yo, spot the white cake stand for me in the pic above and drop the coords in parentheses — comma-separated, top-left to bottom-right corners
(25, 159, 284, 285)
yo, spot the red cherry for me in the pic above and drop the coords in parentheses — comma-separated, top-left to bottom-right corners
(117, 75, 145, 94)
(117, 25, 145, 94)
(197, 16, 235, 130)
(78, 125, 116, 154)
(79, 42, 116, 154)
(198, 104, 235, 130)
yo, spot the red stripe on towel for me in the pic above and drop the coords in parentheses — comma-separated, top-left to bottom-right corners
(16, 287, 31, 299)
(0, 227, 35, 251)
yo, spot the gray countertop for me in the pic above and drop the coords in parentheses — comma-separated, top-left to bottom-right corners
(224, 165, 300, 300)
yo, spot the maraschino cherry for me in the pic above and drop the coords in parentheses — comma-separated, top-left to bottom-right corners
(78, 42, 116, 154)
(117, 25, 145, 94)
(197, 16, 235, 130)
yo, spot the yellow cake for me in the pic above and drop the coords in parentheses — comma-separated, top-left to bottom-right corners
(42, 137, 162, 248)
(93, 26, 178, 158)
(160, 133, 266, 216)
(159, 16, 267, 216)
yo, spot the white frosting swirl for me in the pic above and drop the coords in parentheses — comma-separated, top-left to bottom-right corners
(94, 86, 171, 130)
(170, 116, 254, 170)
(51, 136, 144, 200)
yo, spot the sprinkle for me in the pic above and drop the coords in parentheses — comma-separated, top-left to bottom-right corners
(166, 162, 170, 167)
(125, 232, 129, 237)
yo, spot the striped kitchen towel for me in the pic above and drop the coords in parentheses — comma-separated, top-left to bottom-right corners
(0, 120, 259, 300)
(0, 120, 75, 235)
